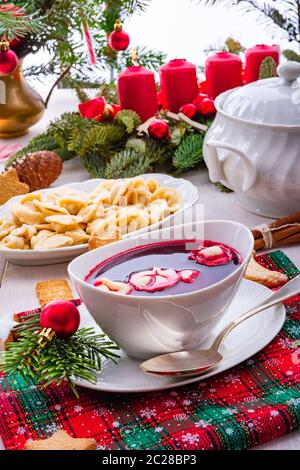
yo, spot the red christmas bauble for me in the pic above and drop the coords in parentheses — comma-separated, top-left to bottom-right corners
(40, 300, 80, 339)
(193, 92, 209, 108)
(179, 103, 197, 119)
(197, 97, 216, 117)
(148, 120, 169, 140)
(0, 48, 18, 75)
(109, 30, 130, 51)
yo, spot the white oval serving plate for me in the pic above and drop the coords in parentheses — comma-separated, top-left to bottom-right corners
(74, 279, 286, 393)
(0, 174, 198, 266)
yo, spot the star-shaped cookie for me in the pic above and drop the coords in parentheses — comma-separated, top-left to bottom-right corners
(0, 168, 29, 205)
(24, 430, 97, 450)
(244, 251, 288, 287)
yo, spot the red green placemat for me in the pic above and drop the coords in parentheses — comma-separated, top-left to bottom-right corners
(0, 251, 299, 450)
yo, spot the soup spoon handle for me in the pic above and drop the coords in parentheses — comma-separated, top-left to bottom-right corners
(211, 275, 300, 354)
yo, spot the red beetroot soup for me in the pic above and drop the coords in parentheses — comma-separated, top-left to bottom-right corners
(86, 240, 242, 297)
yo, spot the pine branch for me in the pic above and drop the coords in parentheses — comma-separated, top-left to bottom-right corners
(214, 182, 233, 193)
(8, 0, 165, 86)
(1, 322, 119, 397)
(104, 148, 152, 178)
(80, 153, 107, 178)
(122, 46, 167, 71)
(0, 7, 42, 42)
(75, 86, 91, 103)
(79, 123, 126, 158)
(172, 133, 204, 174)
(97, 82, 119, 102)
(284, 49, 300, 62)
(5, 131, 64, 167)
(116, 110, 142, 133)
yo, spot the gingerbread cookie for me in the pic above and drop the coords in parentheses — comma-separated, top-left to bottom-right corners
(244, 252, 288, 288)
(0, 169, 29, 205)
(24, 430, 96, 450)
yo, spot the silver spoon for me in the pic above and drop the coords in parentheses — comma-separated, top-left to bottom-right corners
(140, 275, 300, 377)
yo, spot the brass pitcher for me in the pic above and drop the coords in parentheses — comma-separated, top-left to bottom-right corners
(0, 60, 45, 138)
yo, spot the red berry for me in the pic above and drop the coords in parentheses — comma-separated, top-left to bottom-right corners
(148, 120, 169, 140)
(193, 92, 209, 108)
(40, 300, 80, 339)
(197, 98, 216, 117)
(109, 30, 130, 51)
(179, 103, 197, 119)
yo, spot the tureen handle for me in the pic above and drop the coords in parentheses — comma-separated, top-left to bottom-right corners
(204, 140, 257, 192)
(277, 61, 300, 85)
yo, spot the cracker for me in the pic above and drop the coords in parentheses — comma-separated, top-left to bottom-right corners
(24, 430, 96, 451)
(244, 251, 288, 288)
(36, 279, 73, 306)
(0, 169, 29, 205)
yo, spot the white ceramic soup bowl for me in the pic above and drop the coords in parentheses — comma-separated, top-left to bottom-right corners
(68, 221, 254, 359)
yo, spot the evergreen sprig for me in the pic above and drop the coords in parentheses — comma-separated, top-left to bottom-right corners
(172, 133, 204, 174)
(283, 49, 300, 62)
(105, 148, 152, 178)
(0, 315, 119, 397)
(6, 108, 212, 182)
(3, 1, 165, 88)
(116, 110, 142, 134)
(0, 6, 42, 41)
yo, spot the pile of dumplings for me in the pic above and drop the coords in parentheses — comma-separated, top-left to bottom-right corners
(0, 177, 181, 250)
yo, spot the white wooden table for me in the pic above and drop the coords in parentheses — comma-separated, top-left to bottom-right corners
(0, 89, 299, 450)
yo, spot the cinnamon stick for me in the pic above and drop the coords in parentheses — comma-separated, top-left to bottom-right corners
(275, 232, 300, 247)
(254, 225, 300, 250)
(252, 211, 300, 239)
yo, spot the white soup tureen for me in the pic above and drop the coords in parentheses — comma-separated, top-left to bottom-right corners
(203, 61, 300, 217)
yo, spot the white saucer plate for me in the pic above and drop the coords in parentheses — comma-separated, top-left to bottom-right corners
(74, 279, 286, 393)
(0, 174, 198, 266)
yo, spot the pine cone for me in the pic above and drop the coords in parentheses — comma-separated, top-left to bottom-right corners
(12, 151, 63, 192)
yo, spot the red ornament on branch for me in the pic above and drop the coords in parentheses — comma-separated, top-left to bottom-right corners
(193, 92, 209, 108)
(197, 97, 216, 117)
(109, 19, 130, 52)
(40, 300, 80, 339)
(0, 40, 18, 75)
(179, 103, 197, 119)
(148, 120, 169, 140)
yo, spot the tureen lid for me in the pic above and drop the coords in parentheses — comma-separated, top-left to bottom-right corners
(219, 61, 300, 126)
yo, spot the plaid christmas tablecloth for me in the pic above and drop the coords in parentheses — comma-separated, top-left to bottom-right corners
(0, 251, 299, 450)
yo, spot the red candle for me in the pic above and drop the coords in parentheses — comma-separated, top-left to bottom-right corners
(244, 44, 280, 83)
(205, 52, 243, 99)
(118, 65, 158, 122)
(159, 59, 198, 113)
